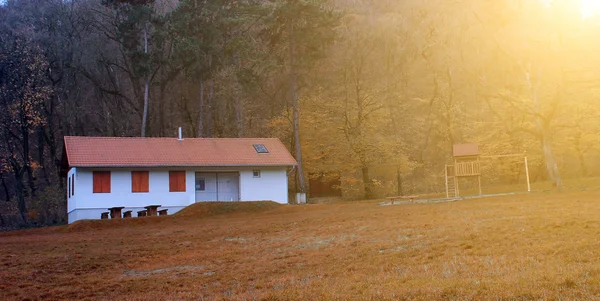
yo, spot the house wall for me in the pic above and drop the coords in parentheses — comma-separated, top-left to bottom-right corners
(68, 168, 195, 223)
(68, 167, 290, 223)
(67, 168, 77, 214)
(240, 168, 289, 204)
(193, 167, 289, 204)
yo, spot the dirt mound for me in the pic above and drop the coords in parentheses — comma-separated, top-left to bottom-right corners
(51, 202, 281, 233)
(175, 201, 282, 218)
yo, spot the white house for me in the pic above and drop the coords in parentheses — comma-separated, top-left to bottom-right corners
(62, 135, 297, 223)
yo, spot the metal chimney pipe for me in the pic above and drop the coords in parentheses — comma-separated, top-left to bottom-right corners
(178, 127, 183, 140)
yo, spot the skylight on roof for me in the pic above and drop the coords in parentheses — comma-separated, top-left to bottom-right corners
(253, 144, 269, 153)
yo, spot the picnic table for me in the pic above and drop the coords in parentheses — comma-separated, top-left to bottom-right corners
(108, 207, 125, 219)
(144, 205, 161, 217)
(386, 195, 419, 204)
(101, 212, 109, 219)
(158, 209, 168, 216)
(137, 210, 147, 217)
(123, 210, 132, 218)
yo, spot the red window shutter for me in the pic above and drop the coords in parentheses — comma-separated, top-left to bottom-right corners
(169, 171, 176, 192)
(179, 172, 186, 192)
(132, 172, 139, 192)
(93, 172, 102, 193)
(103, 172, 111, 193)
(132, 171, 149, 193)
(169, 171, 185, 192)
(142, 171, 149, 192)
(94, 171, 111, 193)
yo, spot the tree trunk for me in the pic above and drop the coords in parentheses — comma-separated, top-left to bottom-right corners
(1, 173, 10, 203)
(204, 54, 214, 138)
(573, 136, 588, 177)
(206, 57, 214, 138)
(234, 54, 244, 138)
(198, 81, 204, 137)
(42, 115, 60, 186)
(361, 165, 372, 199)
(397, 166, 403, 196)
(289, 25, 307, 196)
(445, 67, 456, 152)
(141, 79, 150, 137)
(14, 170, 27, 224)
(38, 129, 50, 184)
(291, 73, 306, 194)
(141, 27, 150, 137)
(158, 82, 166, 137)
(22, 125, 36, 197)
(235, 93, 244, 138)
(528, 65, 562, 188)
(539, 128, 562, 187)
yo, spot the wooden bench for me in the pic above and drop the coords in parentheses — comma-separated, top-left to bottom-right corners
(144, 205, 161, 217)
(108, 207, 125, 219)
(386, 195, 419, 204)
(101, 212, 109, 219)
(158, 209, 168, 216)
(123, 211, 132, 218)
(137, 210, 147, 217)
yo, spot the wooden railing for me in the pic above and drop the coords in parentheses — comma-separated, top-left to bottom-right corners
(455, 161, 480, 176)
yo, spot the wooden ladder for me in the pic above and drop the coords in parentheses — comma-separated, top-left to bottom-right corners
(445, 165, 458, 198)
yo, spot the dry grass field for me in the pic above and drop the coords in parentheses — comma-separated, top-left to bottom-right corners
(3, 190, 600, 300)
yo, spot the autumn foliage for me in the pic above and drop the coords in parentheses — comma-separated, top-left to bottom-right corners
(2, 0, 600, 228)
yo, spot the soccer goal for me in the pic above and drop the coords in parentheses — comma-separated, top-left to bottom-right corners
(445, 144, 531, 198)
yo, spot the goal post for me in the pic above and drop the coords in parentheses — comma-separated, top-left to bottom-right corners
(480, 153, 531, 194)
(446, 144, 531, 198)
(445, 152, 531, 198)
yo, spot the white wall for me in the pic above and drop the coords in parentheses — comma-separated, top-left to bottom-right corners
(68, 168, 196, 223)
(239, 168, 289, 204)
(67, 168, 77, 214)
(67, 167, 290, 223)
(69, 207, 187, 223)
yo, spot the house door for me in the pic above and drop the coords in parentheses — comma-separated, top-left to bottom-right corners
(195, 172, 239, 202)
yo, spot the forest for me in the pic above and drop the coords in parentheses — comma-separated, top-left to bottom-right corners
(1, 0, 600, 228)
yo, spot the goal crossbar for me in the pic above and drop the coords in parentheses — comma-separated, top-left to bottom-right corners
(480, 154, 525, 159)
(445, 153, 531, 197)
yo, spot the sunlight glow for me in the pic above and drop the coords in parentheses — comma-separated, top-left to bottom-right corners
(579, 0, 600, 19)
(540, 0, 600, 19)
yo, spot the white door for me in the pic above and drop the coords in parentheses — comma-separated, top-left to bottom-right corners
(217, 172, 239, 201)
(195, 173, 217, 201)
(195, 172, 239, 202)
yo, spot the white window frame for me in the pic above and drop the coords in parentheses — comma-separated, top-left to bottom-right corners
(196, 178, 206, 191)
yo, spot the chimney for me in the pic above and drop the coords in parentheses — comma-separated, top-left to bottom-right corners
(178, 127, 183, 140)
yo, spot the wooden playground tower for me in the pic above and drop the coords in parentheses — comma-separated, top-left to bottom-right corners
(444, 144, 531, 198)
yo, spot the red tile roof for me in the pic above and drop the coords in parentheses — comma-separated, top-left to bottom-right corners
(453, 143, 479, 157)
(64, 136, 297, 167)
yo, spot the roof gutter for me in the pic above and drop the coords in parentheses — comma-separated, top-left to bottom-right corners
(287, 165, 296, 176)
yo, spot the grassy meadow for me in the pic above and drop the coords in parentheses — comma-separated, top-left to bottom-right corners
(2, 190, 600, 300)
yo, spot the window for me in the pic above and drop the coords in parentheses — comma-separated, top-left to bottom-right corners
(71, 175, 75, 196)
(93, 171, 111, 193)
(169, 171, 186, 192)
(196, 178, 206, 191)
(253, 170, 261, 178)
(131, 171, 149, 193)
(68, 176, 71, 198)
(253, 144, 269, 153)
